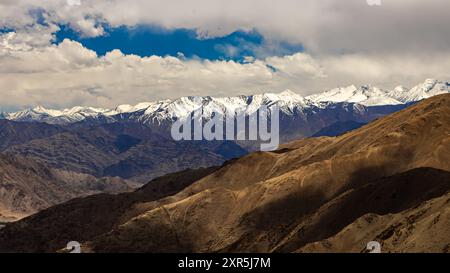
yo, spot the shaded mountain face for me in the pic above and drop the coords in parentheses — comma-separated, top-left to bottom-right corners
(1, 94, 448, 253)
(312, 120, 367, 137)
(278, 167, 450, 253)
(3, 122, 247, 182)
(294, 169, 450, 253)
(0, 154, 133, 222)
(0, 120, 65, 151)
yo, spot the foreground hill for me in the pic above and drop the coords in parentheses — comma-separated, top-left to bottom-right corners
(0, 94, 449, 253)
(297, 186, 450, 253)
(284, 168, 450, 253)
(0, 167, 219, 252)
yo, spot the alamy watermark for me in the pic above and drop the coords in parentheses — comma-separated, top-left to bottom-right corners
(66, 241, 81, 253)
(171, 106, 280, 151)
(366, 241, 382, 253)
(67, 0, 81, 6)
(366, 0, 382, 6)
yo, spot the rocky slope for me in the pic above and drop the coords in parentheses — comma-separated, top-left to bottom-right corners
(282, 168, 450, 253)
(0, 167, 219, 252)
(0, 94, 449, 253)
(297, 189, 450, 253)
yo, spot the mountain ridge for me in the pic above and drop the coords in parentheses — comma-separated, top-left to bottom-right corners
(2, 79, 448, 125)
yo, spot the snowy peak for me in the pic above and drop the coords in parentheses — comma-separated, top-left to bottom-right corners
(140, 90, 307, 121)
(115, 101, 168, 115)
(4, 105, 111, 124)
(4, 106, 55, 122)
(306, 85, 403, 107)
(306, 79, 449, 107)
(261, 89, 304, 102)
(391, 79, 449, 103)
(264, 89, 308, 106)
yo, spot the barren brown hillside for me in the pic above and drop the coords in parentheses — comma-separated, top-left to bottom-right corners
(0, 94, 449, 253)
(89, 94, 450, 253)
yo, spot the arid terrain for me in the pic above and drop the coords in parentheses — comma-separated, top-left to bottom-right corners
(0, 94, 448, 253)
(0, 153, 135, 222)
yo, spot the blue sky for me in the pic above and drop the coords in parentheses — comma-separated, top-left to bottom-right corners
(54, 25, 303, 61)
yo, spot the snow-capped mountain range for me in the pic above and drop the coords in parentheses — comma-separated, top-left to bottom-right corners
(2, 79, 448, 125)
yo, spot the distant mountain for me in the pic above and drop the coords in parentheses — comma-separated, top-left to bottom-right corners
(306, 85, 403, 106)
(0, 120, 65, 150)
(2, 79, 448, 125)
(389, 79, 450, 103)
(0, 101, 408, 182)
(1, 94, 448, 253)
(3, 122, 247, 183)
(306, 79, 449, 106)
(3, 106, 115, 125)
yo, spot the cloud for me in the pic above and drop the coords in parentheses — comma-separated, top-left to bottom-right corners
(1, 37, 449, 111)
